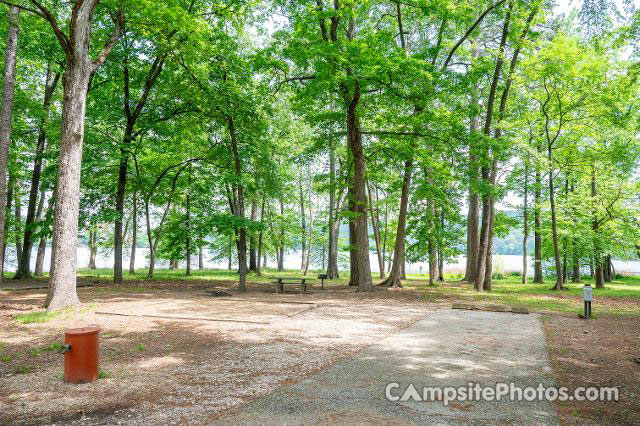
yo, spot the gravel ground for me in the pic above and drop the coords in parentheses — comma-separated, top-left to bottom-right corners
(0, 285, 431, 425)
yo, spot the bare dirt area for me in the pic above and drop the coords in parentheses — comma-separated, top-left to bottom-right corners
(0, 280, 431, 425)
(543, 314, 640, 425)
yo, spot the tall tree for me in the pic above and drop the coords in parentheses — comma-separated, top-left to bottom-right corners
(14, 63, 60, 279)
(0, 5, 19, 281)
(15, 0, 125, 310)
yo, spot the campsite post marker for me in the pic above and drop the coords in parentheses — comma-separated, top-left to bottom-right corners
(583, 284, 592, 320)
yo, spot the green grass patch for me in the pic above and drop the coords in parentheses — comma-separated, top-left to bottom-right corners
(404, 275, 640, 316)
(14, 310, 63, 324)
(44, 341, 64, 353)
(15, 365, 33, 374)
(73, 267, 639, 317)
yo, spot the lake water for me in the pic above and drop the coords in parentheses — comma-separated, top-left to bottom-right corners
(5, 247, 640, 276)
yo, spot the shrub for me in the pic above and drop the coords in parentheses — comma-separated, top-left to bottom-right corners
(492, 272, 505, 280)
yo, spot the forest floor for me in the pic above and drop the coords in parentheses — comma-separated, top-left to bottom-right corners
(0, 271, 638, 425)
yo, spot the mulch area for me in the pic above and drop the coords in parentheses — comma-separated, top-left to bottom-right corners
(543, 314, 640, 425)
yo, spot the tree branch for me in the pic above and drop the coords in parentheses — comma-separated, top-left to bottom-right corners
(91, 1, 124, 72)
(29, 0, 71, 54)
(442, 0, 507, 70)
(0, 0, 41, 15)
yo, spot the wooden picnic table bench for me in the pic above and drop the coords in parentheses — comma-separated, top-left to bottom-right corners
(268, 276, 314, 294)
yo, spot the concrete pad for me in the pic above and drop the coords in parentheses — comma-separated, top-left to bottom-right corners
(214, 309, 558, 425)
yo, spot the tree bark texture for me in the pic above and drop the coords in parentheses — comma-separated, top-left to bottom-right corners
(0, 6, 19, 283)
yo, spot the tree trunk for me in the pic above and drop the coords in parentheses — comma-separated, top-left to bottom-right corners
(562, 239, 568, 284)
(46, 63, 93, 309)
(198, 246, 203, 270)
(591, 166, 604, 289)
(326, 137, 339, 279)
(115, 52, 165, 284)
(256, 196, 265, 275)
(2, 176, 13, 276)
(303, 179, 315, 275)
(464, 190, 480, 283)
(347, 183, 358, 287)
(534, 159, 543, 283)
(114, 150, 127, 283)
(226, 116, 247, 291)
(483, 204, 495, 291)
(428, 237, 436, 285)
(303, 217, 315, 276)
(522, 163, 529, 284)
(185, 175, 191, 276)
(380, 159, 412, 288)
(474, 5, 511, 292)
(144, 167, 182, 279)
(0, 6, 19, 283)
(604, 255, 612, 282)
(278, 200, 285, 272)
(13, 178, 22, 263)
(129, 191, 137, 274)
(475, 193, 491, 292)
(45, 0, 123, 310)
(383, 192, 390, 273)
(572, 239, 580, 283)
(428, 198, 438, 284)
(483, 4, 535, 291)
(15, 65, 59, 279)
(145, 200, 155, 278)
(249, 199, 257, 272)
(344, 82, 373, 292)
(548, 145, 563, 290)
(438, 209, 445, 281)
(367, 179, 385, 279)
(88, 229, 97, 269)
(299, 176, 307, 272)
(35, 191, 52, 277)
(464, 90, 480, 283)
(32, 189, 46, 274)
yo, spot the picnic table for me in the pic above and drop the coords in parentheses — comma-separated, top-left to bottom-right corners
(269, 276, 313, 294)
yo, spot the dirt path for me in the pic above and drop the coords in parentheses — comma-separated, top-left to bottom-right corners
(214, 309, 558, 425)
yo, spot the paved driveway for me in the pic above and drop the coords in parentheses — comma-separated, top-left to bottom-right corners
(214, 309, 558, 425)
